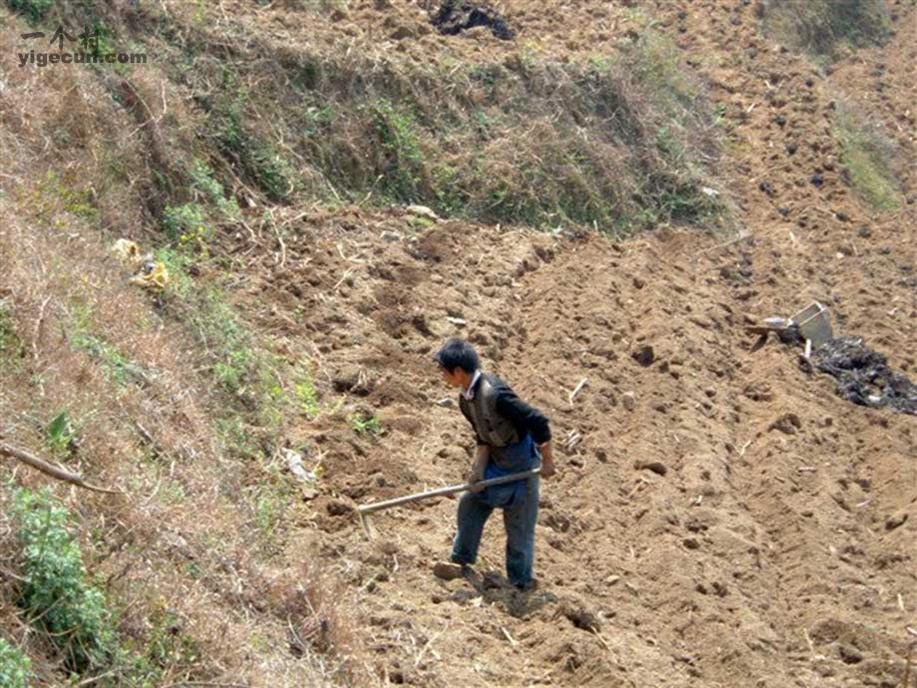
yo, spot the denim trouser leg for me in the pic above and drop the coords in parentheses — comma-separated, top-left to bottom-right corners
(503, 474, 539, 586)
(451, 491, 494, 565)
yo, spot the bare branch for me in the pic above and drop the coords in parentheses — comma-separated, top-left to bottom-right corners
(0, 441, 120, 495)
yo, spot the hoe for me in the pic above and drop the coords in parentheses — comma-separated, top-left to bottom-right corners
(356, 468, 540, 538)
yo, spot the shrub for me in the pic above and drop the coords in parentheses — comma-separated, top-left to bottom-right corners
(189, 159, 239, 219)
(0, 638, 31, 688)
(162, 203, 209, 244)
(11, 488, 117, 673)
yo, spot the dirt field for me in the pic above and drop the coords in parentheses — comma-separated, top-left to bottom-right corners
(227, 3, 916, 686)
(1, 0, 914, 686)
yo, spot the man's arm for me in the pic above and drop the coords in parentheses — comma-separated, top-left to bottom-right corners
(493, 381, 557, 479)
(493, 383, 551, 444)
(538, 440, 557, 479)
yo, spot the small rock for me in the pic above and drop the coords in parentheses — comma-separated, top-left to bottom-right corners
(835, 210, 849, 222)
(559, 601, 602, 632)
(326, 500, 353, 516)
(704, 387, 717, 398)
(634, 459, 668, 476)
(885, 512, 908, 531)
(622, 391, 637, 411)
(857, 226, 872, 238)
(388, 25, 414, 41)
(838, 644, 863, 665)
(632, 276, 646, 289)
(632, 345, 655, 367)
(406, 205, 440, 222)
(381, 231, 402, 242)
(683, 537, 701, 550)
(768, 413, 802, 435)
(432, 562, 465, 581)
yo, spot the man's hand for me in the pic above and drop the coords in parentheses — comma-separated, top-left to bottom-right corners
(467, 445, 489, 493)
(539, 441, 557, 479)
(466, 467, 485, 493)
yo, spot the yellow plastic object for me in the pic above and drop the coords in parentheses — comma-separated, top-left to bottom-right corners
(129, 261, 170, 291)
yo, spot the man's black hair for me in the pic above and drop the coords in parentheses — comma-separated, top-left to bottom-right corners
(434, 338, 480, 374)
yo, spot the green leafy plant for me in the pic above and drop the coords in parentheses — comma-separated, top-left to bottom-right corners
(0, 638, 31, 688)
(294, 366, 321, 419)
(46, 410, 78, 457)
(350, 413, 382, 435)
(189, 160, 239, 219)
(162, 203, 209, 245)
(11, 488, 116, 673)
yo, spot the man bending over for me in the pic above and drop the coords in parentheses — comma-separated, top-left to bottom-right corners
(434, 338, 556, 591)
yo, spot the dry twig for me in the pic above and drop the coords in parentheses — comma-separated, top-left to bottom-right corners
(0, 440, 119, 494)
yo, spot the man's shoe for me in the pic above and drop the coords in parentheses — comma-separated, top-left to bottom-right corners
(513, 579, 538, 592)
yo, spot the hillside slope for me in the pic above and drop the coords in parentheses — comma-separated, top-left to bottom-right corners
(0, 1, 914, 686)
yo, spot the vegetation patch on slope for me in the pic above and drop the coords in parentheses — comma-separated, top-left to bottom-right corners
(762, 0, 893, 60)
(834, 102, 901, 212)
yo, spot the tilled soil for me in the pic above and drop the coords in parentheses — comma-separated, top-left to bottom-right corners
(217, 1, 916, 686)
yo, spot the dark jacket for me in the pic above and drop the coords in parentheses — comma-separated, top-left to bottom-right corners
(458, 372, 551, 450)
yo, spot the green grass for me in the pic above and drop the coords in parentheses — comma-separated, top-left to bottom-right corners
(68, 302, 144, 387)
(175, 22, 722, 234)
(212, 86, 296, 203)
(294, 366, 321, 419)
(371, 99, 424, 202)
(763, 0, 892, 60)
(835, 104, 900, 212)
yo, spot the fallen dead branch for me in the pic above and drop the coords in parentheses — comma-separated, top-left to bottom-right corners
(0, 440, 120, 494)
